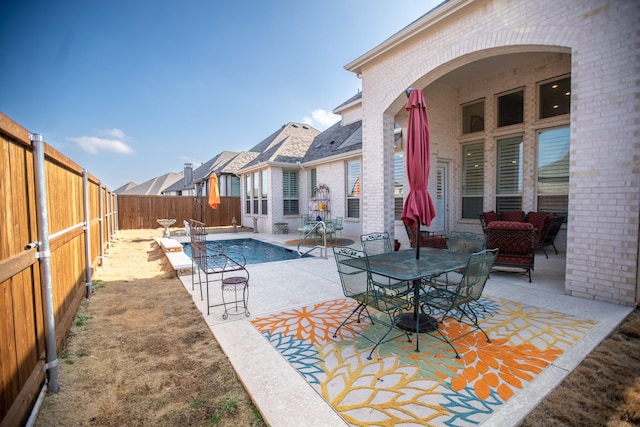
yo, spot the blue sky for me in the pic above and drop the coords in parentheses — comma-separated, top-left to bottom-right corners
(1, 0, 442, 190)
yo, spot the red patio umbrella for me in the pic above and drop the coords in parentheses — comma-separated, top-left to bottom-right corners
(401, 88, 436, 260)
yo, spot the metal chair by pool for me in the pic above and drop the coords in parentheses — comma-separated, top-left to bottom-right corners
(189, 219, 250, 318)
(333, 247, 412, 360)
(419, 249, 498, 358)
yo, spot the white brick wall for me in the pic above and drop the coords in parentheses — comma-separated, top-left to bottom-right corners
(357, 0, 639, 305)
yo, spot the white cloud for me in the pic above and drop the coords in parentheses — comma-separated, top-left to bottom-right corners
(67, 128, 133, 154)
(68, 129, 134, 154)
(100, 128, 127, 139)
(302, 109, 340, 130)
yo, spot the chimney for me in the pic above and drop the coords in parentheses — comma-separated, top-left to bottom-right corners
(184, 163, 193, 186)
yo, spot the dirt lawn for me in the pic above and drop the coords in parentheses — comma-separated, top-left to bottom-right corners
(33, 229, 639, 426)
(34, 229, 266, 427)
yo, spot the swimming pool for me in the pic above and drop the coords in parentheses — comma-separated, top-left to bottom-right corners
(182, 238, 307, 265)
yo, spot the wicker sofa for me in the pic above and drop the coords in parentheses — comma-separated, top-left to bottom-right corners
(481, 210, 564, 258)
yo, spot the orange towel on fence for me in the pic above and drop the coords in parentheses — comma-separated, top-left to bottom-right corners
(208, 173, 220, 209)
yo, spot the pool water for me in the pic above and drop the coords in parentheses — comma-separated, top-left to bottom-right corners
(182, 238, 307, 265)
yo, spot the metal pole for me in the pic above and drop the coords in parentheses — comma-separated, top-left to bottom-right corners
(83, 170, 92, 297)
(98, 181, 104, 265)
(30, 133, 59, 393)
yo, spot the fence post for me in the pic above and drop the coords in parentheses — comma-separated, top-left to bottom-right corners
(30, 133, 60, 393)
(98, 181, 104, 266)
(83, 170, 93, 298)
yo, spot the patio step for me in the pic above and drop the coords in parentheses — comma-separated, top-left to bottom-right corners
(157, 237, 183, 252)
(154, 238, 192, 276)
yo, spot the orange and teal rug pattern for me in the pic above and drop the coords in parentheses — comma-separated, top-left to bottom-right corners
(251, 297, 597, 426)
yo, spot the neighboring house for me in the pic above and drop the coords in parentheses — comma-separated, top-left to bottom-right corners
(297, 93, 364, 238)
(117, 172, 183, 195)
(342, 0, 638, 305)
(114, 181, 137, 194)
(236, 122, 320, 233)
(162, 151, 244, 197)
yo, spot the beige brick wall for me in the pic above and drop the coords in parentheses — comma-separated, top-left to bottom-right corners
(358, 0, 639, 305)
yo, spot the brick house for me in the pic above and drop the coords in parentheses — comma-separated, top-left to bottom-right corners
(343, 0, 638, 305)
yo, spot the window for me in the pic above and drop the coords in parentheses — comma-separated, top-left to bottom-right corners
(245, 175, 251, 214)
(260, 170, 268, 215)
(539, 76, 571, 119)
(230, 176, 240, 197)
(252, 172, 259, 214)
(310, 168, 317, 198)
(394, 152, 405, 220)
(537, 127, 569, 215)
(346, 160, 361, 219)
(462, 100, 485, 134)
(462, 142, 484, 219)
(496, 136, 523, 212)
(497, 89, 524, 127)
(282, 170, 299, 215)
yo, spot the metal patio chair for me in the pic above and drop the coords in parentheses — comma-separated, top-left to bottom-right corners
(419, 249, 498, 358)
(360, 232, 411, 297)
(333, 247, 412, 360)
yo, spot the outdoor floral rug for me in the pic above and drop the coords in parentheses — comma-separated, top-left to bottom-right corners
(251, 297, 597, 426)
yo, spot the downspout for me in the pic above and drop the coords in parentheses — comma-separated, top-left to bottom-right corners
(30, 133, 59, 393)
(83, 170, 93, 297)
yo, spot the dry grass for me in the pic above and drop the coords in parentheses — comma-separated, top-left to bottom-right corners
(33, 229, 640, 426)
(520, 307, 640, 426)
(34, 230, 266, 427)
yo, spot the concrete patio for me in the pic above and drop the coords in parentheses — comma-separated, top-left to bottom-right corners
(172, 231, 632, 426)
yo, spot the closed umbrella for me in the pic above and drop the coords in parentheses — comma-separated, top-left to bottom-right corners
(399, 88, 438, 342)
(208, 173, 220, 209)
(401, 88, 436, 260)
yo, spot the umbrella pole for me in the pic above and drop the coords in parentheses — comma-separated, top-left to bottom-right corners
(415, 218, 421, 260)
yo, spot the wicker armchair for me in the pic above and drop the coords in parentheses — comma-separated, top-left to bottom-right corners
(486, 221, 536, 282)
(403, 221, 448, 249)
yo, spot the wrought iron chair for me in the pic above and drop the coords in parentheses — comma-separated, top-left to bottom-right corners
(447, 231, 486, 253)
(296, 215, 313, 239)
(334, 216, 344, 238)
(535, 215, 565, 258)
(332, 247, 412, 360)
(360, 232, 411, 297)
(419, 249, 498, 358)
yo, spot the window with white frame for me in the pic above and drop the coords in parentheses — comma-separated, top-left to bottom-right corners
(346, 159, 361, 219)
(310, 168, 317, 198)
(462, 142, 484, 219)
(496, 136, 523, 212)
(282, 170, 299, 215)
(537, 127, 569, 215)
(260, 170, 268, 215)
(394, 152, 404, 220)
(245, 175, 251, 214)
(252, 172, 259, 214)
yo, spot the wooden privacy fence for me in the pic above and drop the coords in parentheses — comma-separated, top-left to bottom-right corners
(0, 113, 116, 427)
(117, 195, 241, 229)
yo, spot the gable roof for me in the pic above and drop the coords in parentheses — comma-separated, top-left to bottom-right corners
(333, 91, 362, 114)
(114, 181, 138, 194)
(119, 172, 183, 195)
(239, 122, 320, 171)
(301, 119, 362, 164)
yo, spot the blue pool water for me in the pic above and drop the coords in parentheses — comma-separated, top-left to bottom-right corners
(182, 239, 307, 265)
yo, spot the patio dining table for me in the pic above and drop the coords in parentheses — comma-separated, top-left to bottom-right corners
(341, 247, 470, 352)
